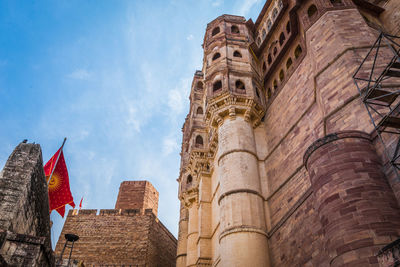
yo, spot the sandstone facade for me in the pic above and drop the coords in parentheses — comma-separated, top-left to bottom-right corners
(177, 0, 400, 266)
(55, 181, 177, 266)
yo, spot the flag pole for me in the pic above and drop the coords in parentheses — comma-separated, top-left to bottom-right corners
(47, 137, 67, 186)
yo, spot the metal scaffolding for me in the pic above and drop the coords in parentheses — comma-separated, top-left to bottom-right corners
(353, 32, 400, 176)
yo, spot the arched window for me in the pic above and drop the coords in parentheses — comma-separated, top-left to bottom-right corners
(286, 21, 291, 33)
(257, 37, 261, 46)
(231, 25, 240, 34)
(212, 53, 221, 61)
(233, 51, 242, 58)
(267, 20, 272, 30)
(213, 80, 222, 91)
(273, 47, 277, 56)
(273, 80, 278, 90)
(187, 175, 192, 184)
(307, 4, 318, 18)
(267, 88, 272, 99)
(295, 45, 302, 59)
(286, 58, 293, 69)
(268, 54, 272, 64)
(236, 80, 245, 91)
(196, 81, 203, 90)
(278, 0, 283, 9)
(212, 27, 220, 36)
(195, 135, 203, 146)
(262, 29, 267, 40)
(197, 107, 203, 115)
(262, 62, 266, 72)
(272, 8, 278, 19)
(279, 70, 284, 81)
(279, 32, 286, 46)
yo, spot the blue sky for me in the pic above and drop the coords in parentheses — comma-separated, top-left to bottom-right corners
(0, 0, 265, 248)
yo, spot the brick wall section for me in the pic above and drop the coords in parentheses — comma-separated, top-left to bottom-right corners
(115, 180, 159, 216)
(54, 208, 177, 266)
(147, 214, 178, 267)
(268, 194, 328, 267)
(0, 142, 54, 266)
(304, 131, 400, 267)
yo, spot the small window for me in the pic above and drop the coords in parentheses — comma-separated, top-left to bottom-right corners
(286, 58, 293, 69)
(212, 53, 221, 61)
(267, 88, 272, 99)
(196, 81, 203, 90)
(267, 20, 272, 31)
(286, 21, 291, 33)
(273, 80, 277, 90)
(233, 51, 242, 58)
(187, 175, 192, 184)
(279, 70, 284, 81)
(295, 45, 302, 59)
(213, 80, 222, 91)
(307, 4, 318, 18)
(268, 54, 272, 64)
(262, 62, 266, 72)
(231, 25, 240, 34)
(273, 47, 277, 56)
(262, 29, 267, 40)
(330, 0, 342, 5)
(279, 32, 286, 46)
(195, 135, 203, 146)
(273, 8, 278, 19)
(236, 80, 245, 90)
(257, 37, 261, 46)
(212, 27, 220, 36)
(255, 88, 260, 98)
(197, 107, 203, 115)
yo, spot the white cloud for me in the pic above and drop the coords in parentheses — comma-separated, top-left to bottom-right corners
(162, 135, 179, 156)
(167, 78, 191, 115)
(125, 105, 141, 132)
(67, 69, 92, 80)
(236, 0, 261, 16)
(186, 34, 194, 41)
(212, 0, 223, 7)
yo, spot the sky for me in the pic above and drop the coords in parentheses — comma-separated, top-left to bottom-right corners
(0, 0, 265, 248)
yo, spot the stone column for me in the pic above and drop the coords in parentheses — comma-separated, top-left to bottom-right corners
(217, 116, 270, 267)
(197, 174, 212, 266)
(176, 202, 188, 267)
(304, 131, 400, 266)
(186, 202, 199, 267)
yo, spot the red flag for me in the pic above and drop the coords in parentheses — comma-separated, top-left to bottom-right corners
(79, 197, 83, 209)
(44, 148, 75, 217)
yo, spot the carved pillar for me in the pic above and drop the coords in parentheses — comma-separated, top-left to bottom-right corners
(177, 202, 188, 267)
(186, 200, 199, 267)
(217, 115, 270, 267)
(197, 171, 212, 266)
(304, 131, 400, 266)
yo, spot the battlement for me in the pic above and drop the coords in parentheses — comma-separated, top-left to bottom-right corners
(67, 208, 156, 217)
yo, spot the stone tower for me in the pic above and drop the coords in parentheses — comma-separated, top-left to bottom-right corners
(177, 0, 400, 266)
(115, 180, 159, 216)
(55, 180, 176, 266)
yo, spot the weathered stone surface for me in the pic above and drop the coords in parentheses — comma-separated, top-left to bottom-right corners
(0, 142, 54, 266)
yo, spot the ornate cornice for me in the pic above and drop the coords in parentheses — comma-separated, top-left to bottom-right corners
(205, 92, 266, 128)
